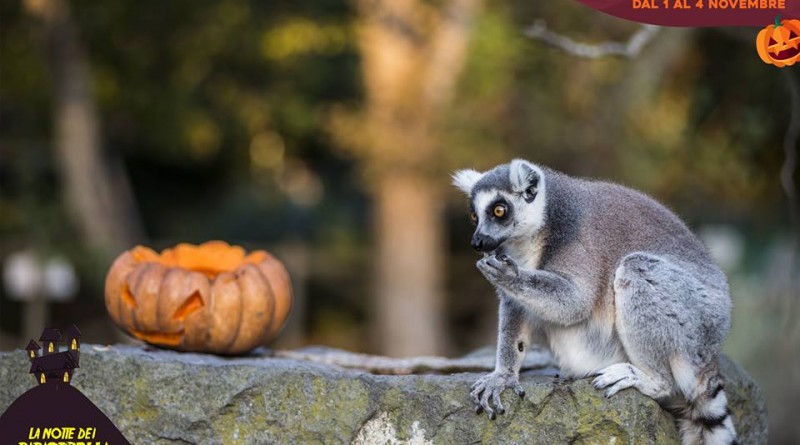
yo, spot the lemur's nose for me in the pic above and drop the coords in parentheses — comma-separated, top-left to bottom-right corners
(471, 237, 484, 251)
(472, 233, 504, 253)
(471, 233, 495, 252)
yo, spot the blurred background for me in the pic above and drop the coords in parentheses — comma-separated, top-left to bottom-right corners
(0, 0, 797, 442)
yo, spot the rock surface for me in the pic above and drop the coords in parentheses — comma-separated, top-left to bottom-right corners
(0, 345, 766, 444)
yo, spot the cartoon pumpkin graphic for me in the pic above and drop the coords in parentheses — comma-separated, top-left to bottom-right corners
(756, 16, 800, 67)
(104, 241, 292, 354)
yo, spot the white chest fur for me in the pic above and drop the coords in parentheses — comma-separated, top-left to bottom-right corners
(545, 321, 625, 378)
(503, 233, 547, 270)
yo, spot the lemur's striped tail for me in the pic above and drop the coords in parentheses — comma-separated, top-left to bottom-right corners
(674, 378, 738, 445)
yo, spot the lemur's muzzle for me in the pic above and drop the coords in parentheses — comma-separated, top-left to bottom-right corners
(471, 233, 505, 253)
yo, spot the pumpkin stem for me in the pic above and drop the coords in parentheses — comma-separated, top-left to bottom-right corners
(775, 15, 781, 27)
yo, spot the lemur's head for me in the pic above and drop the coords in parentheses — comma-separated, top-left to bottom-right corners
(452, 159, 546, 254)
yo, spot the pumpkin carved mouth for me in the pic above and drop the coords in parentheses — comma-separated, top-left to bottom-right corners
(771, 46, 800, 61)
(105, 241, 293, 354)
(127, 290, 205, 346)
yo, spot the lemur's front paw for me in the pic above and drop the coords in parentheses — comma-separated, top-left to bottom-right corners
(470, 371, 525, 419)
(477, 254, 519, 285)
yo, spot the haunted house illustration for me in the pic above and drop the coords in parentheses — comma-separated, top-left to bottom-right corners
(25, 325, 81, 385)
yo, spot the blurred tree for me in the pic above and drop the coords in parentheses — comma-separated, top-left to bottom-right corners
(23, 0, 142, 256)
(331, 0, 482, 356)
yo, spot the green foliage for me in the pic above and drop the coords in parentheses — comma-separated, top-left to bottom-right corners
(0, 0, 361, 243)
(1, 0, 790, 241)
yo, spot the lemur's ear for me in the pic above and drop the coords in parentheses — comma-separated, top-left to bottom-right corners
(452, 169, 483, 195)
(509, 159, 540, 201)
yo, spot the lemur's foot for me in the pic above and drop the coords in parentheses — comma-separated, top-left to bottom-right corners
(477, 254, 519, 285)
(592, 363, 637, 398)
(470, 371, 525, 419)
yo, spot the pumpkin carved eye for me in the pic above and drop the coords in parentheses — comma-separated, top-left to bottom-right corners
(768, 38, 778, 46)
(493, 205, 507, 218)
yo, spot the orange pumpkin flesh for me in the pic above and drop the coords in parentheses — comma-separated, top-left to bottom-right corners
(757, 18, 800, 67)
(104, 241, 292, 354)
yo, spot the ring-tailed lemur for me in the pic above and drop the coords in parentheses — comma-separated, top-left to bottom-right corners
(453, 159, 737, 445)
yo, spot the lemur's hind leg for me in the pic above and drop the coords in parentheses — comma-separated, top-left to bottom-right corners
(596, 252, 737, 445)
(594, 253, 685, 401)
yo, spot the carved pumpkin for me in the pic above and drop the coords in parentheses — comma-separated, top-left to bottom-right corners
(104, 241, 292, 354)
(756, 17, 800, 67)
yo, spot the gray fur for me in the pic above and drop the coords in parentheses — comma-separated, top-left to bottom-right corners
(453, 160, 736, 445)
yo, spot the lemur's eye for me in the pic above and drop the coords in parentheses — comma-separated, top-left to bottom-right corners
(493, 205, 506, 218)
(469, 212, 478, 223)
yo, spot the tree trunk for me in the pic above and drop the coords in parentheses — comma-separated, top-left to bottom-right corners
(356, 0, 480, 356)
(375, 172, 446, 356)
(24, 0, 142, 256)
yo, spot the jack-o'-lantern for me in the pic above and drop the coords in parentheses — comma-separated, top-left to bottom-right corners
(756, 17, 800, 67)
(104, 241, 292, 354)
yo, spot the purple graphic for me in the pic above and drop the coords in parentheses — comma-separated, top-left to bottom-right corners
(0, 326, 131, 445)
